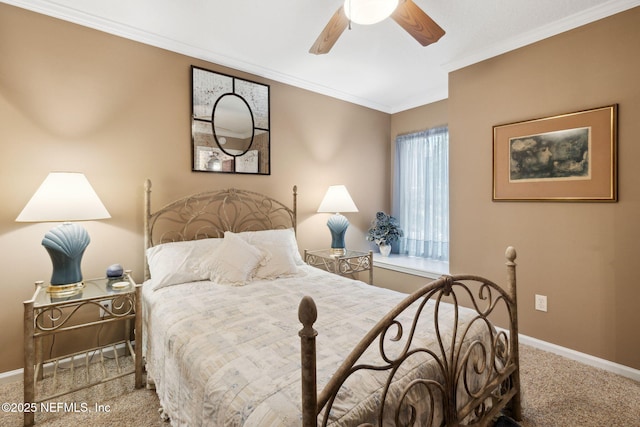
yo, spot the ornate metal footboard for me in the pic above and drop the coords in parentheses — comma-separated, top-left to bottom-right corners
(299, 247, 521, 427)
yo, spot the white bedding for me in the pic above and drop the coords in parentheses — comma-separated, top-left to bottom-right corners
(142, 265, 488, 426)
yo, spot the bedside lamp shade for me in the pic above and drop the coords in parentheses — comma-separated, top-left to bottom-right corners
(317, 185, 358, 256)
(16, 172, 111, 289)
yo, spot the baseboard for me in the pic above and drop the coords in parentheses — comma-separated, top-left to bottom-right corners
(0, 368, 23, 385)
(518, 333, 640, 383)
(0, 343, 130, 385)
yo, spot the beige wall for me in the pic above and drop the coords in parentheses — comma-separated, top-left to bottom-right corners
(0, 4, 390, 372)
(390, 100, 448, 140)
(448, 7, 640, 369)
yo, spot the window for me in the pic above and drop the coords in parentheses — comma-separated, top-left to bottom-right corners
(393, 126, 449, 261)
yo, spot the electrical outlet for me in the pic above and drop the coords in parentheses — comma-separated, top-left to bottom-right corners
(100, 300, 112, 317)
(535, 294, 547, 312)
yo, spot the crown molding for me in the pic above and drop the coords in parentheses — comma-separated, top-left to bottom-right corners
(443, 0, 640, 72)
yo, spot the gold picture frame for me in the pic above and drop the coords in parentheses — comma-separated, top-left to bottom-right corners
(493, 105, 617, 202)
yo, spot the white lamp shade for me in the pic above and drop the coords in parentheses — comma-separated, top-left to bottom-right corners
(16, 172, 111, 222)
(317, 185, 359, 213)
(344, 0, 399, 25)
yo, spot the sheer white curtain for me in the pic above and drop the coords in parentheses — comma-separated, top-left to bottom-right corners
(393, 126, 449, 261)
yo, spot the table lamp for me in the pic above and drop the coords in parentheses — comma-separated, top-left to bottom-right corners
(16, 172, 111, 294)
(317, 185, 358, 256)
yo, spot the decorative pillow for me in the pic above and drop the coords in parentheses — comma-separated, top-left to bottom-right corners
(238, 228, 304, 266)
(252, 241, 299, 280)
(209, 231, 267, 286)
(146, 238, 223, 290)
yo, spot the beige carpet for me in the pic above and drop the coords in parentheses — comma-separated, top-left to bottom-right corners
(1, 344, 639, 426)
(0, 357, 162, 427)
(517, 345, 640, 426)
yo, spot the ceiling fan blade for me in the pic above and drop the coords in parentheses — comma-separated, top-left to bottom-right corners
(391, 0, 445, 46)
(309, 6, 349, 55)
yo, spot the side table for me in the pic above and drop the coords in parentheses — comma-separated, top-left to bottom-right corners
(304, 249, 373, 284)
(23, 272, 142, 426)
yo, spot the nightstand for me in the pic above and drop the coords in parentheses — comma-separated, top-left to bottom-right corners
(23, 272, 142, 426)
(304, 249, 373, 284)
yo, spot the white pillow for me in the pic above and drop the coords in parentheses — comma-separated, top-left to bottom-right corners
(209, 231, 267, 286)
(252, 241, 299, 280)
(238, 228, 304, 266)
(146, 238, 223, 290)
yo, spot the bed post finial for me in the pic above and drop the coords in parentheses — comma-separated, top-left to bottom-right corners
(505, 246, 522, 421)
(299, 296, 318, 427)
(505, 246, 517, 299)
(293, 185, 298, 234)
(144, 179, 152, 280)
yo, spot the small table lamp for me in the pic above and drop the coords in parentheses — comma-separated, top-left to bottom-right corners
(16, 172, 111, 294)
(317, 185, 358, 256)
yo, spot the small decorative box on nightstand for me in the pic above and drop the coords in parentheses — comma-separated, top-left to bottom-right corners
(304, 249, 373, 284)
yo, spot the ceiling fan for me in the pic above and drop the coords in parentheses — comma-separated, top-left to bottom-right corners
(309, 0, 445, 54)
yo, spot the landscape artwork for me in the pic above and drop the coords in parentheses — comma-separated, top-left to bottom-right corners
(509, 127, 591, 182)
(492, 104, 616, 201)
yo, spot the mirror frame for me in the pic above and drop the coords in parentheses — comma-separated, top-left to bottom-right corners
(191, 65, 270, 174)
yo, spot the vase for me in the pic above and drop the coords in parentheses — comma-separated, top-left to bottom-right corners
(378, 244, 391, 257)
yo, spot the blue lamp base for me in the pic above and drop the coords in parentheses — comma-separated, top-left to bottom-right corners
(327, 213, 350, 256)
(42, 222, 90, 289)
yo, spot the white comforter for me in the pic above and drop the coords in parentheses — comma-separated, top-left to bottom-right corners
(142, 266, 484, 426)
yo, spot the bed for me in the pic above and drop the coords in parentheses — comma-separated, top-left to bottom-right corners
(141, 179, 522, 426)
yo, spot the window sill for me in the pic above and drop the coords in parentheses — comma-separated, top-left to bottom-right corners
(373, 254, 449, 280)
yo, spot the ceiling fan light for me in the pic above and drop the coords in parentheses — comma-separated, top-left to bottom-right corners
(344, 0, 399, 25)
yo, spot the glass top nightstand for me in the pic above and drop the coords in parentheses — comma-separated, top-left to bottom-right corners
(23, 272, 143, 426)
(304, 249, 373, 284)
(32, 274, 136, 307)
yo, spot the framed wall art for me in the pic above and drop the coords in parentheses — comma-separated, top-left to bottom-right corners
(492, 105, 617, 202)
(191, 65, 270, 174)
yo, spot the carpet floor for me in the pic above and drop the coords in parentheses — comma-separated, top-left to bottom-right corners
(1, 344, 638, 426)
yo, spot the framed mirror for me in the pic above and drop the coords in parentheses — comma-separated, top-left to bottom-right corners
(191, 66, 270, 174)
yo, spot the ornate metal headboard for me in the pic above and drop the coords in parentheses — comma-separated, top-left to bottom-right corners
(143, 179, 297, 279)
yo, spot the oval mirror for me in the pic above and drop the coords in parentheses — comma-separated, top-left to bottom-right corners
(212, 94, 255, 156)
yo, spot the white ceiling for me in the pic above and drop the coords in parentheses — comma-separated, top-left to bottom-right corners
(5, 0, 640, 113)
